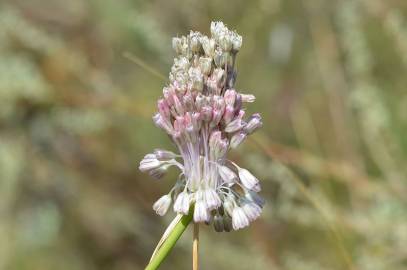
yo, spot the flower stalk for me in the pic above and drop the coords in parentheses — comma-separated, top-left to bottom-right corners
(145, 210, 193, 270)
(193, 222, 199, 270)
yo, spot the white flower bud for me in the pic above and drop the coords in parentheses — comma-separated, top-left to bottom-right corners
(242, 202, 262, 222)
(231, 32, 242, 51)
(148, 164, 170, 179)
(225, 118, 245, 133)
(199, 57, 212, 75)
(214, 50, 230, 67)
(189, 31, 202, 53)
(153, 195, 172, 216)
(154, 149, 177, 160)
(219, 34, 232, 51)
(194, 200, 210, 222)
(218, 165, 237, 183)
(232, 207, 249, 230)
(173, 191, 191, 215)
(139, 155, 161, 172)
(189, 67, 204, 92)
(172, 37, 183, 54)
(244, 113, 262, 134)
(211, 21, 228, 41)
(200, 36, 215, 57)
(212, 68, 225, 85)
(204, 188, 221, 210)
(238, 167, 260, 190)
(241, 94, 256, 102)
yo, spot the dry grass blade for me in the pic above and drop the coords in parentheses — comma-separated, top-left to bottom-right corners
(123, 51, 167, 82)
(250, 135, 356, 270)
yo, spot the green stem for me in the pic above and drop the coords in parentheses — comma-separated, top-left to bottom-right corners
(145, 209, 193, 270)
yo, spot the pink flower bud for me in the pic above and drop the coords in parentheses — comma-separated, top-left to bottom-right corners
(201, 106, 213, 122)
(157, 99, 170, 119)
(210, 109, 223, 127)
(223, 105, 235, 124)
(224, 89, 237, 106)
(230, 132, 246, 148)
(244, 113, 262, 134)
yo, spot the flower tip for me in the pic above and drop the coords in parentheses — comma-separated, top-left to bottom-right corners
(153, 195, 172, 216)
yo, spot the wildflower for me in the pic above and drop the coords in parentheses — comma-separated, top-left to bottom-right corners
(139, 21, 264, 231)
(232, 207, 249, 230)
(153, 195, 172, 216)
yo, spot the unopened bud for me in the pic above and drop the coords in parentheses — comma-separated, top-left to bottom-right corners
(189, 31, 202, 53)
(213, 214, 224, 232)
(195, 93, 206, 110)
(241, 94, 256, 102)
(189, 67, 204, 92)
(231, 32, 242, 51)
(225, 118, 245, 133)
(224, 89, 237, 106)
(199, 57, 212, 75)
(219, 34, 232, 51)
(223, 216, 233, 232)
(223, 105, 235, 124)
(201, 106, 212, 122)
(218, 165, 237, 183)
(157, 99, 170, 118)
(214, 50, 230, 67)
(244, 113, 262, 134)
(230, 132, 247, 148)
(201, 36, 215, 57)
(210, 109, 222, 128)
(154, 149, 178, 160)
(212, 68, 224, 85)
(153, 195, 172, 216)
(172, 37, 182, 54)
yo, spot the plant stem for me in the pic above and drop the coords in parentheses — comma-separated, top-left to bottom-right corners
(193, 222, 199, 270)
(145, 210, 193, 270)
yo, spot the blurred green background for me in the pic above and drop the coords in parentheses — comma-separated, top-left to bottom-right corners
(1, 0, 407, 269)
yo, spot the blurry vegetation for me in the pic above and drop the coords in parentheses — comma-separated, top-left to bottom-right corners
(0, 0, 407, 270)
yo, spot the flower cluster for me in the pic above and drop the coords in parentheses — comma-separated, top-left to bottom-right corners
(139, 22, 264, 231)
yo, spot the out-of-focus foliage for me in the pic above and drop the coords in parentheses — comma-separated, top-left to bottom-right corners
(0, 0, 406, 269)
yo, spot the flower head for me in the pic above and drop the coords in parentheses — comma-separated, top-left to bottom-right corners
(140, 21, 264, 231)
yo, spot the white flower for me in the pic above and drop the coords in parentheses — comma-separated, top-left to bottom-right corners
(173, 191, 191, 215)
(242, 202, 262, 222)
(203, 188, 221, 210)
(218, 165, 237, 183)
(153, 195, 172, 216)
(194, 200, 210, 222)
(238, 167, 260, 191)
(232, 207, 249, 230)
(139, 155, 161, 172)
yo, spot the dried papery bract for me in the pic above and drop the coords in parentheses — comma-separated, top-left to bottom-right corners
(139, 21, 264, 232)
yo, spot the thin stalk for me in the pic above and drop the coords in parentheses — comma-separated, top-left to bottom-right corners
(145, 209, 193, 270)
(193, 222, 199, 270)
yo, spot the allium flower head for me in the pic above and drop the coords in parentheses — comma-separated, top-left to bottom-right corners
(139, 21, 264, 231)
